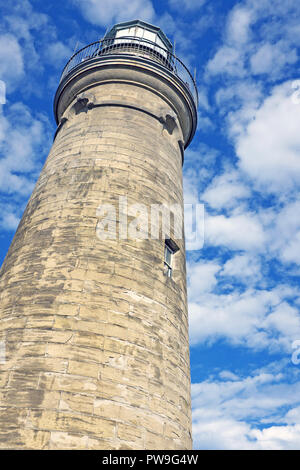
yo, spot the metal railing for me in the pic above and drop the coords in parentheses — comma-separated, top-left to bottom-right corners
(59, 36, 198, 106)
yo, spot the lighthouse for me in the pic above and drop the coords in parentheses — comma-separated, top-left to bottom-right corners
(0, 20, 197, 449)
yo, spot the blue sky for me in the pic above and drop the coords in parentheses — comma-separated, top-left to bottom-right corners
(1, 0, 300, 449)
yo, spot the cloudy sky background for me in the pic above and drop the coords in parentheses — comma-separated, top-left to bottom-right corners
(1, 0, 300, 449)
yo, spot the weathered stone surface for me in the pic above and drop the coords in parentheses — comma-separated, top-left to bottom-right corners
(0, 50, 194, 449)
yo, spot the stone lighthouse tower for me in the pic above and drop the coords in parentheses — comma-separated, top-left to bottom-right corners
(0, 20, 197, 449)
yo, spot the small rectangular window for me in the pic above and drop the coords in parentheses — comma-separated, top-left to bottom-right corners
(164, 239, 179, 279)
(164, 244, 173, 278)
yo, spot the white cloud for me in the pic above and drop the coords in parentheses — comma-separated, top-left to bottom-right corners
(219, 370, 240, 381)
(205, 6, 300, 212)
(227, 6, 253, 45)
(45, 41, 73, 68)
(250, 424, 300, 450)
(168, 0, 207, 11)
(205, 212, 265, 251)
(205, 3, 255, 78)
(201, 170, 250, 210)
(267, 198, 300, 265)
(215, 81, 262, 111)
(187, 255, 300, 351)
(221, 254, 262, 282)
(250, 41, 297, 76)
(193, 409, 254, 449)
(0, 102, 51, 196)
(3, 8, 48, 77)
(263, 303, 300, 340)
(204, 0, 300, 175)
(183, 144, 219, 251)
(4, 2, 49, 41)
(0, 34, 24, 92)
(197, 87, 210, 111)
(189, 288, 272, 348)
(188, 261, 220, 295)
(0, 209, 20, 231)
(72, 0, 155, 27)
(192, 367, 300, 449)
(284, 406, 300, 424)
(206, 46, 245, 77)
(281, 232, 300, 265)
(0, 1, 73, 99)
(236, 81, 300, 192)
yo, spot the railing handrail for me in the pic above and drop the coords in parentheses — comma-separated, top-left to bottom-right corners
(62, 39, 102, 75)
(59, 36, 198, 107)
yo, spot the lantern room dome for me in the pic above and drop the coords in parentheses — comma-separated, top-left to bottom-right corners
(104, 19, 173, 53)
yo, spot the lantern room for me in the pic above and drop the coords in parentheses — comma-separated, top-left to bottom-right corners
(103, 19, 173, 60)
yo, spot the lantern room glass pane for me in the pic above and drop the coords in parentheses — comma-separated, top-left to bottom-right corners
(143, 29, 156, 42)
(135, 27, 144, 38)
(115, 28, 130, 37)
(115, 28, 133, 44)
(155, 36, 167, 58)
(109, 22, 170, 62)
